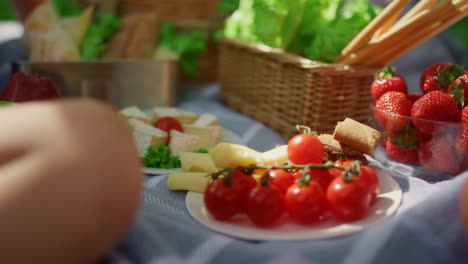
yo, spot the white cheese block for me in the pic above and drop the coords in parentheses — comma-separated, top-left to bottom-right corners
(120, 106, 151, 124)
(192, 113, 220, 126)
(183, 125, 222, 150)
(180, 152, 219, 173)
(151, 107, 198, 124)
(128, 118, 167, 156)
(169, 130, 201, 156)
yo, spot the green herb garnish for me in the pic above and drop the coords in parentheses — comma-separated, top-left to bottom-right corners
(157, 21, 206, 75)
(142, 145, 181, 169)
(80, 12, 121, 61)
(195, 148, 209, 154)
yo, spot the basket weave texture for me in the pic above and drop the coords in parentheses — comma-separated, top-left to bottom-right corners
(219, 38, 381, 139)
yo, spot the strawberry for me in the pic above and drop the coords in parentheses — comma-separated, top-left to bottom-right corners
(418, 135, 461, 175)
(374, 91, 412, 133)
(0, 72, 61, 102)
(456, 106, 468, 155)
(371, 66, 408, 101)
(385, 125, 419, 164)
(448, 73, 468, 108)
(420, 63, 466, 94)
(411, 91, 459, 135)
(407, 93, 423, 103)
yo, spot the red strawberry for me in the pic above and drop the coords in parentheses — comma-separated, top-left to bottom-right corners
(371, 66, 408, 101)
(374, 91, 413, 133)
(0, 72, 61, 102)
(456, 107, 468, 155)
(407, 93, 423, 103)
(420, 63, 466, 94)
(385, 125, 419, 164)
(418, 135, 461, 175)
(411, 91, 459, 135)
(448, 73, 468, 108)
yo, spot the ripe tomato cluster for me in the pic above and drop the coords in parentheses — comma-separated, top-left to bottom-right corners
(371, 63, 468, 174)
(204, 133, 380, 227)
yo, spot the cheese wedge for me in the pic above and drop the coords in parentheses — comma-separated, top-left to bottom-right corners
(260, 145, 288, 166)
(128, 118, 167, 156)
(182, 125, 222, 150)
(151, 107, 198, 124)
(192, 113, 220, 126)
(180, 152, 218, 173)
(169, 130, 201, 156)
(209, 142, 263, 168)
(167, 172, 211, 193)
(120, 106, 151, 124)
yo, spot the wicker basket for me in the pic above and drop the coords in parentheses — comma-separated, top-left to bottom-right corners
(219, 38, 381, 140)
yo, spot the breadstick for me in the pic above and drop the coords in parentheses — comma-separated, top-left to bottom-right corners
(336, 0, 412, 62)
(333, 118, 381, 155)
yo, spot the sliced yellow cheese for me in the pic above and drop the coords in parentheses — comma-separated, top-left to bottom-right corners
(183, 125, 222, 150)
(167, 172, 211, 193)
(180, 152, 218, 173)
(260, 145, 288, 166)
(209, 142, 263, 168)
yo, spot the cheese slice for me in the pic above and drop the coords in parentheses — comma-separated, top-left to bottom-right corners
(192, 113, 220, 126)
(169, 130, 201, 156)
(183, 125, 222, 150)
(167, 172, 211, 193)
(260, 145, 288, 166)
(120, 106, 151, 124)
(151, 107, 198, 124)
(128, 118, 167, 156)
(180, 152, 218, 173)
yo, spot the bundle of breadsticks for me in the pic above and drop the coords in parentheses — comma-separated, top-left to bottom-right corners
(335, 0, 468, 66)
(318, 118, 382, 164)
(23, 0, 160, 61)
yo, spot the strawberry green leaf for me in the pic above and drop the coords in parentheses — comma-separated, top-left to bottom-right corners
(433, 64, 466, 90)
(390, 124, 419, 151)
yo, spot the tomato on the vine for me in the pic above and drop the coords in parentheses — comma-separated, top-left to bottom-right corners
(230, 169, 257, 210)
(245, 184, 284, 226)
(204, 177, 243, 221)
(153, 116, 184, 145)
(287, 133, 324, 165)
(284, 180, 327, 224)
(329, 159, 357, 178)
(294, 168, 335, 191)
(326, 173, 372, 221)
(261, 169, 295, 194)
(359, 166, 379, 205)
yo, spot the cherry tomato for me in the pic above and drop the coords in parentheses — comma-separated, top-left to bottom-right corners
(204, 178, 242, 221)
(260, 169, 295, 194)
(284, 181, 327, 224)
(245, 185, 284, 226)
(153, 116, 184, 145)
(359, 166, 379, 205)
(230, 169, 257, 210)
(294, 168, 335, 191)
(326, 174, 372, 221)
(287, 134, 324, 165)
(329, 159, 356, 178)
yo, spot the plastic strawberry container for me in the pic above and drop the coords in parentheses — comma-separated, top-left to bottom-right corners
(369, 105, 467, 181)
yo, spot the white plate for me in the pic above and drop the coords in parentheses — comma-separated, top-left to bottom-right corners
(142, 128, 243, 175)
(185, 167, 402, 241)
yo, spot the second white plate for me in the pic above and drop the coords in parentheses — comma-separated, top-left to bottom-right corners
(185, 167, 402, 241)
